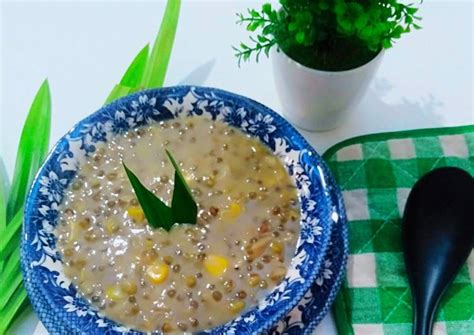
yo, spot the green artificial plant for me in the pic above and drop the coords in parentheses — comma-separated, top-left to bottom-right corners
(235, 0, 422, 71)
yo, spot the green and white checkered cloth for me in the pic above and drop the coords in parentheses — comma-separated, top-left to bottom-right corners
(323, 125, 474, 335)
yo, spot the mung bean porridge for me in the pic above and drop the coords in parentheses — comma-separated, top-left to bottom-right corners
(55, 116, 300, 332)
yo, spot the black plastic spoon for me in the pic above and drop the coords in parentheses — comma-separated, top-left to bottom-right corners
(402, 167, 474, 335)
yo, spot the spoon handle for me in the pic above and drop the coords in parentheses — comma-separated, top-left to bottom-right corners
(414, 322, 431, 335)
(413, 302, 435, 335)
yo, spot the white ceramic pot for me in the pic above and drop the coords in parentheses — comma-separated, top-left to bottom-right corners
(272, 48, 384, 131)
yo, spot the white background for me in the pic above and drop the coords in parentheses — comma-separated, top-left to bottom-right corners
(1, 0, 473, 334)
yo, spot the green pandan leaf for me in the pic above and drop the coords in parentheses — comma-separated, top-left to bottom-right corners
(0, 284, 28, 334)
(0, 210, 22, 261)
(123, 163, 174, 231)
(0, 249, 21, 310)
(0, 158, 8, 272)
(105, 84, 135, 105)
(7, 80, 51, 220)
(123, 150, 197, 231)
(166, 150, 197, 224)
(105, 44, 150, 104)
(0, 157, 9, 232)
(141, 0, 181, 89)
(118, 44, 150, 87)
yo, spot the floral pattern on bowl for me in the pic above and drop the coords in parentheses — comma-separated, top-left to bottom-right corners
(21, 86, 345, 334)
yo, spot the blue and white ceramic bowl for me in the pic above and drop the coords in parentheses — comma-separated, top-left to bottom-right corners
(21, 86, 344, 334)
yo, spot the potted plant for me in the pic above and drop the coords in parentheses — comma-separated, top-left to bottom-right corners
(235, 0, 421, 131)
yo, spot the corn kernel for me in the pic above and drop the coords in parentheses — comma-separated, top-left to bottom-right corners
(221, 203, 244, 221)
(146, 262, 169, 284)
(120, 279, 137, 294)
(184, 275, 197, 288)
(204, 254, 229, 277)
(127, 206, 145, 222)
(106, 285, 124, 301)
(270, 240, 284, 254)
(228, 300, 246, 314)
(104, 217, 119, 234)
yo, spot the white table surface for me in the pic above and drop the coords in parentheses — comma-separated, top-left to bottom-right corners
(1, 0, 473, 334)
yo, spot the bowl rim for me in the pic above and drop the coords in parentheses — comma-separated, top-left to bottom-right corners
(21, 85, 340, 334)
